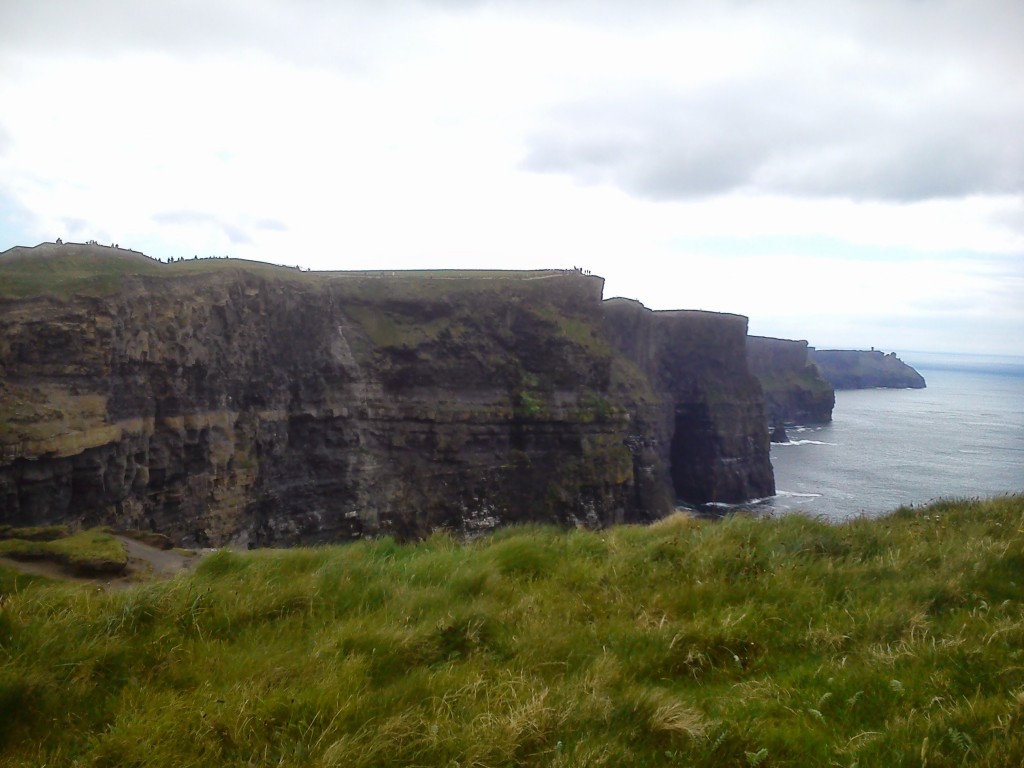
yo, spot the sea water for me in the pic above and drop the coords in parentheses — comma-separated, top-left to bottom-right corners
(739, 352, 1022, 521)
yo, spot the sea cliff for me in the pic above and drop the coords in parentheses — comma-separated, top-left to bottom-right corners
(746, 336, 834, 426)
(809, 348, 926, 389)
(0, 243, 774, 545)
(604, 300, 775, 505)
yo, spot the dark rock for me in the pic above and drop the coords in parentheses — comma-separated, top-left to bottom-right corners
(809, 349, 926, 389)
(0, 244, 776, 545)
(603, 300, 775, 506)
(747, 336, 835, 425)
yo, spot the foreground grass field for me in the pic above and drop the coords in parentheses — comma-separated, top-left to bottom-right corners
(1, 497, 1022, 767)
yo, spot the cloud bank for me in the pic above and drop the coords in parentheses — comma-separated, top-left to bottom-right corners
(0, 0, 1021, 353)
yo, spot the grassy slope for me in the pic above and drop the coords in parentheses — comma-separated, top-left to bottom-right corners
(0, 244, 332, 299)
(1, 497, 1021, 766)
(0, 244, 164, 298)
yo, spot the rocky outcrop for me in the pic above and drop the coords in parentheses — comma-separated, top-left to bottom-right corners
(746, 336, 834, 425)
(0, 243, 774, 545)
(809, 349, 926, 390)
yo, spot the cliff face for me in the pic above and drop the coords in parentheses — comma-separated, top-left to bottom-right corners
(603, 300, 775, 505)
(0, 244, 774, 545)
(809, 349, 926, 390)
(746, 336, 835, 425)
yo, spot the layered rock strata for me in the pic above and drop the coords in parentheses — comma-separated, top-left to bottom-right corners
(1, 243, 774, 545)
(603, 300, 775, 506)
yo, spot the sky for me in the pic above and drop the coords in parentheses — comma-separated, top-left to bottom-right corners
(1, 0, 1022, 355)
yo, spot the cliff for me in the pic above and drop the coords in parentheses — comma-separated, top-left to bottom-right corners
(746, 336, 834, 426)
(809, 349, 926, 390)
(0, 243, 774, 545)
(603, 300, 774, 505)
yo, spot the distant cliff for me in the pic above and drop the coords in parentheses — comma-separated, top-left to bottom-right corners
(746, 336, 834, 426)
(809, 349, 926, 390)
(0, 243, 774, 546)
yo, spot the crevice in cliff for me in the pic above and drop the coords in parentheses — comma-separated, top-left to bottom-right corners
(669, 403, 713, 504)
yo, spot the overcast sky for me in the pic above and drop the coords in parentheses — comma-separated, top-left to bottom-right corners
(1, 0, 1021, 355)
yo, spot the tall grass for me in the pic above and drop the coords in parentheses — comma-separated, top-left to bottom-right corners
(1, 496, 1022, 766)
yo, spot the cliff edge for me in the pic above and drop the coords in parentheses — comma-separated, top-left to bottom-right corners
(0, 243, 774, 545)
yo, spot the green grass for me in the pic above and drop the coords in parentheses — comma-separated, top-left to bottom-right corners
(0, 526, 127, 575)
(1, 496, 1022, 766)
(0, 244, 164, 298)
(0, 243, 582, 300)
(0, 244, 330, 299)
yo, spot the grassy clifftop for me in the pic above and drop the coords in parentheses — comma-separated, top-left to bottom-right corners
(0, 242, 576, 300)
(1, 496, 1022, 766)
(0, 242, 165, 298)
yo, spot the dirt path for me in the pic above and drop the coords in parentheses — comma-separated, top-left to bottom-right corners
(118, 536, 201, 578)
(0, 536, 208, 591)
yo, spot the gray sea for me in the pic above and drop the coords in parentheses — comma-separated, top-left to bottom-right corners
(717, 351, 1023, 521)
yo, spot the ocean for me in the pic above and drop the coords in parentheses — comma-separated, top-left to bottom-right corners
(728, 351, 1023, 521)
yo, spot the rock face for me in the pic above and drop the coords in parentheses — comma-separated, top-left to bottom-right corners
(809, 349, 926, 390)
(746, 336, 834, 425)
(0, 243, 775, 546)
(603, 300, 775, 506)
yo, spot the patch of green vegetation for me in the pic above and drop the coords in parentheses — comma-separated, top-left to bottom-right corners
(609, 353, 659, 406)
(341, 304, 450, 350)
(0, 383, 109, 448)
(0, 245, 588, 303)
(0, 245, 324, 301)
(513, 387, 548, 418)
(0, 525, 68, 542)
(0, 497, 1022, 766)
(333, 268, 561, 280)
(0, 245, 164, 298)
(573, 389, 626, 423)
(530, 303, 611, 359)
(0, 527, 126, 576)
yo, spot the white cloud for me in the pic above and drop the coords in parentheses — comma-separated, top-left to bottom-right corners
(0, 0, 1021, 354)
